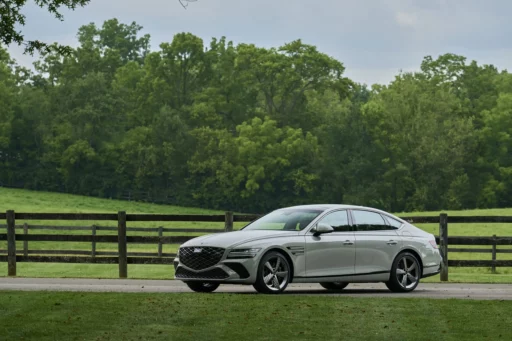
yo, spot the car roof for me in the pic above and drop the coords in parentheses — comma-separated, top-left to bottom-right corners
(279, 204, 400, 218)
(282, 204, 372, 211)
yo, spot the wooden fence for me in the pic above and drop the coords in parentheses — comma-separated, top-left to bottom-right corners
(0, 211, 257, 278)
(1, 211, 512, 281)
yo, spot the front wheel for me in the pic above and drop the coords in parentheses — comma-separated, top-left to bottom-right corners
(185, 282, 220, 293)
(320, 282, 349, 291)
(253, 251, 291, 294)
(385, 252, 421, 292)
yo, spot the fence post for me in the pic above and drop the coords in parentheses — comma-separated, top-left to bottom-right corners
(23, 223, 28, 258)
(225, 211, 234, 232)
(118, 211, 127, 278)
(439, 213, 448, 282)
(492, 234, 497, 274)
(91, 225, 97, 257)
(158, 226, 163, 257)
(7, 210, 16, 276)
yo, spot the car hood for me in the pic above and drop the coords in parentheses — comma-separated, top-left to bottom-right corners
(181, 230, 299, 248)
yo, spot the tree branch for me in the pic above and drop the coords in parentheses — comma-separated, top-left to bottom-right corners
(0, 0, 199, 55)
(179, 0, 197, 9)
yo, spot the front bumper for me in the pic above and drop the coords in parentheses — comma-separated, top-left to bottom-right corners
(173, 254, 259, 284)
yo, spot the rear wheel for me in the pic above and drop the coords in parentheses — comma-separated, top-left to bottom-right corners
(320, 282, 349, 291)
(185, 282, 220, 293)
(253, 251, 291, 294)
(385, 252, 421, 292)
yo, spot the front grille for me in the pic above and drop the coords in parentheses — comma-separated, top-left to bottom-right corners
(179, 247, 224, 270)
(175, 267, 229, 280)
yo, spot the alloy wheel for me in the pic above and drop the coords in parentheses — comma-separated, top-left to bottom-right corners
(262, 255, 290, 291)
(385, 252, 421, 293)
(253, 251, 291, 294)
(395, 255, 419, 290)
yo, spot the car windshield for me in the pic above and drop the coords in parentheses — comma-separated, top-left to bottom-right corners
(242, 209, 323, 231)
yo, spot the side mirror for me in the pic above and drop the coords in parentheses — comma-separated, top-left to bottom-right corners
(312, 223, 334, 236)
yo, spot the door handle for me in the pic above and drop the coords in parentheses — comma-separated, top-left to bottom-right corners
(387, 240, 398, 245)
(343, 240, 354, 245)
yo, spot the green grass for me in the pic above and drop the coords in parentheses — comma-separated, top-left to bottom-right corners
(0, 263, 174, 279)
(0, 187, 245, 261)
(0, 187, 223, 214)
(2, 263, 512, 283)
(398, 207, 512, 216)
(1, 187, 512, 282)
(0, 291, 511, 341)
(1, 263, 512, 283)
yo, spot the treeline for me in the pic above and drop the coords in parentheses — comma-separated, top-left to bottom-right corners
(1, 19, 511, 213)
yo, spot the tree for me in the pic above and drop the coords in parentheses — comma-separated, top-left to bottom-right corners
(359, 72, 476, 212)
(235, 40, 350, 129)
(187, 117, 319, 212)
(0, 0, 197, 55)
(2, 17, 512, 213)
(0, 47, 15, 155)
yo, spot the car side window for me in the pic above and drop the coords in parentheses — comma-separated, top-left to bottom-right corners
(384, 215, 403, 228)
(352, 210, 393, 231)
(317, 210, 352, 232)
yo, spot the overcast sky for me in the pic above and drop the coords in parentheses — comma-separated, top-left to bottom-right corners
(7, 0, 512, 85)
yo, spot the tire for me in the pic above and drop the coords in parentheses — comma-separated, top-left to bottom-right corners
(385, 252, 421, 292)
(320, 282, 349, 291)
(185, 281, 220, 293)
(253, 251, 291, 294)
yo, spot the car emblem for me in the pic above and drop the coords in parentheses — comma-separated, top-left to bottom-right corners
(193, 248, 202, 253)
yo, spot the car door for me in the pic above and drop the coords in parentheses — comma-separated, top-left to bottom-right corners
(305, 210, 355, 277)
(350, 209, 402, 275)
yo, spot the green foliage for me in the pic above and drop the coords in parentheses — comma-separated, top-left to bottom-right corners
(0, 47, 15, 150)
(358, 72, 476, 211)
(187, 117, 319, 211)
(1, 19, 512, 213)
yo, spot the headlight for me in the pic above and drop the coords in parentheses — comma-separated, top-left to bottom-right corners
(227, 248, 261, 259)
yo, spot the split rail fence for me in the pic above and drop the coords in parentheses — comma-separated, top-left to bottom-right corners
(1, 211, 512, 281)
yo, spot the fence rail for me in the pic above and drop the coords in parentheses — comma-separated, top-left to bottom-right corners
(0, 225, 225, 233)
(0, 212, 259, 222)
(1, 210, 512, 280)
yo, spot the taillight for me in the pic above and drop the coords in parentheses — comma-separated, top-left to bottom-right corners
(429, 240, 438, 249)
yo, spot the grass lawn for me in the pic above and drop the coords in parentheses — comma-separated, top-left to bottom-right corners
(1, 263, 512, 283)
(0, 263, 174, 279)
(0, 187, 224, 214)
(0, 291, 510, 341)
(1, 187, 512, 282)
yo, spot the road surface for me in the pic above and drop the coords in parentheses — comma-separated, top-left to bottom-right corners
(0, 278, 511, 300)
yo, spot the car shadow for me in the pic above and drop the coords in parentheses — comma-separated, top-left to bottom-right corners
(216, 288, 419, 295)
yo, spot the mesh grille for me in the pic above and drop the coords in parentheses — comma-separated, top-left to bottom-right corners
(175, 267, 229, 280)
(179, 247, 225, 270)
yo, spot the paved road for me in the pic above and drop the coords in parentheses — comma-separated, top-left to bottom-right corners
(0, 278, 511, 300)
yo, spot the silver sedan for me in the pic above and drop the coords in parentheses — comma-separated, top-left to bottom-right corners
(174, 204, 442, 294)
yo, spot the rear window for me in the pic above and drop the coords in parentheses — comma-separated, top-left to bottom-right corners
(384, 216, 403, 228)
